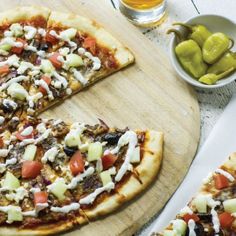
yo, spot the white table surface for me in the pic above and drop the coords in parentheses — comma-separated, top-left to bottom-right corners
(111, 0, 236, 235)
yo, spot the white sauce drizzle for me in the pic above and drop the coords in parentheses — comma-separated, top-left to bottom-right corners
(35, 79, 54, 100)
(111, 131, 138, 182)
(52, 71, 68, 88)
(50, 203, 80, 213)
(188, 219, 196, 236)
(71, 68, 87, 85)
(2, 99, 18, 110)
(79, 182, 115, 205)
(41, 147, 58, 163)
(0, 157, 17, 173)
(0, 116, 5, 125)
(38, 28, 46, 37)
(20, 126, 33, 136)
(180, 206, 193, 215)
(24, 26, 37, 40)
(0, 37, 23, 48)
(215, 168, 235, 181)
(211, 208, 220, 233)
(0, 75, 28, 91)
(67, 167, 95, 189)
(17, 61, 34, 74)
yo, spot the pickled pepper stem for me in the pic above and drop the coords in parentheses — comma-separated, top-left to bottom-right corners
(229, 38, 235, 50)
(166, 29, 184, 42)
(173, 22, 193, 31)
(217, 67, 235, 79)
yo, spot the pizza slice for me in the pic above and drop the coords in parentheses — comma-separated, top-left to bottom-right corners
(0, 6, 134, 126)
(0, 117, 163, 235)
(153, 153, 236, 236)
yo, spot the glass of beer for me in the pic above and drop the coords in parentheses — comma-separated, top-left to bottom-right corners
(118, 0, 167, 27)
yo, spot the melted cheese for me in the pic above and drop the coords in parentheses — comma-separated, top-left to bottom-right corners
(111, 131, 138, 182)
(215, 168, 235, 181)
(67, 167, 95, 189)
(79, 182, 115, 205)
(188, 219, 196, 236)
(41, 147, 58, 163)
(50, 203, 80, 213)
(211, 208, 220, 233)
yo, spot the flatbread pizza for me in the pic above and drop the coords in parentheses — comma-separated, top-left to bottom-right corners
(153, 153, 236, 236)
(0, 117, 163, 235)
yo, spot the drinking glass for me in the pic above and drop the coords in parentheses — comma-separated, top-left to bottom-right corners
(118, 0, 167, 27)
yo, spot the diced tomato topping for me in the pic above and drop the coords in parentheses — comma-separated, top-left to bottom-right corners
(39, 75, 51, 95)
(0, 137, 4, 148)
(11, 38, 27, 54)
(101, 153, 117, 170)
(15, 130, 34, 141)
(49, 52, 62, 69)
(0, 65, 10, 75)
(45, 32, 58, 45)
(219, 212, 234, 228)
(22, 161, 43, 178)
(214, 174, 229, 190)
(82, 36, 96, 55)
(69, 151, 85, 176)
(34, 191, 48, 205)
(182, 213, 200, 223)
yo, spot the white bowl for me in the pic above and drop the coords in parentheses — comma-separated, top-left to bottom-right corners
(169, 14, 236, 88)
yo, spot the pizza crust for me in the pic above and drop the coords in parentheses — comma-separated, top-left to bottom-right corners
(0, 6, 50, 27)
(0, 131, 163, 235)
(47, 11, 134, 67)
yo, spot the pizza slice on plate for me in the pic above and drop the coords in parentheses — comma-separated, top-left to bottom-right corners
(153, 153, 236, 236)
(0, 117, 163, 235)
(0, 6, 134, 127)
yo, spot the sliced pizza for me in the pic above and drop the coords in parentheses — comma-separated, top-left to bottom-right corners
(153, 153, 236, 236)
(0, 117, 163, 235)
(0, 6, 134, 126)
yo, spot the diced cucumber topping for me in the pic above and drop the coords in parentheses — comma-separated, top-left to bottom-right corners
(223, 198, 236, 213)
(3, 171, 20, 190)
(130, 146, 140, 163)
(7, 82, 28, 101)
(100, 171, 112, 186)
(49, 179, 67, 200)
(66, 54, 83, 68)
(163, 230, 178, 236)
(60, 28, 77, 40)
(192, 195, 207, 213)
(41, 59, 55, 73)
(65, 133, 81, 147)
(23, 145, 37, 161)
(87, 142, 103, 162)
(172, 219, 187, 236)
(7, 207, 23, 223)
(0, 44, 12, 51)
(10, 23, 23, 37)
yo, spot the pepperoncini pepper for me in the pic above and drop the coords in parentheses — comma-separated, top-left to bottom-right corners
(175, 39, 207, 78)
(173, 22, 212, 47)
(199, 67, 235, 85)
(208, 51, 236, 74)
(202, 32, 234, 64)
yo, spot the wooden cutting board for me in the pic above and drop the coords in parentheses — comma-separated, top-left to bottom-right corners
(0, 0, 200, 235)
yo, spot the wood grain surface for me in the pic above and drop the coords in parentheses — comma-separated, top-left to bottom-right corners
(0, 0, 200, 235)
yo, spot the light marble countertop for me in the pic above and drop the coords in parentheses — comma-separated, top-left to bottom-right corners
(111, 0, 236, 235)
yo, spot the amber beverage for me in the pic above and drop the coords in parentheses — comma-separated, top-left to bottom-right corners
(122, 0, 164, 10)
(119, 0, 166, 26)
